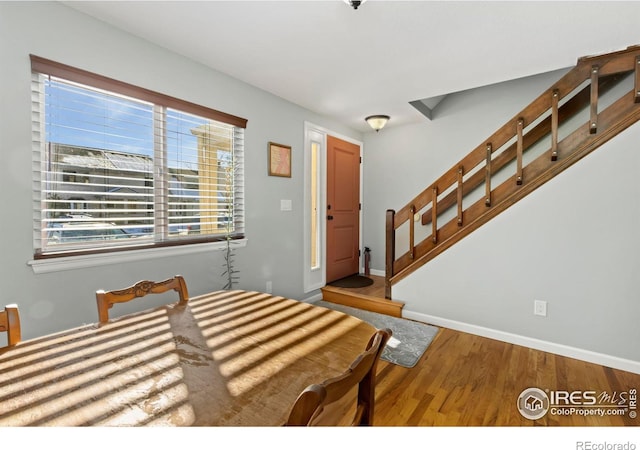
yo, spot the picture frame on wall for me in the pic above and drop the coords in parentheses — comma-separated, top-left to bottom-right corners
(268, 142, 291, 178)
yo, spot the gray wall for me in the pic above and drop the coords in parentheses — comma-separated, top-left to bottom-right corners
(362, 69, 640, 364)
(0, 2, 361, 342)
(3, 2, 638, 366)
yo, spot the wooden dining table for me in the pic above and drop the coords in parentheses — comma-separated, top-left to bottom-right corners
(0, 290, 376, 426)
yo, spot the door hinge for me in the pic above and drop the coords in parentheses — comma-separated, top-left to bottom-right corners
(360, 156, 362, 163)
(359, 203, 361, 210)
(358, 249, 361, 257)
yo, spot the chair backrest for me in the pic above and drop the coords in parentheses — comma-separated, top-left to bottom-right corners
(96, 275, 189, 323)
(285, 327, 391, 426)
(0, 304, 22, 347)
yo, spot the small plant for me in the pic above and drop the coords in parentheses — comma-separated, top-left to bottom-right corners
(220, 150, 240, 290)
(221, 221, 239, 290)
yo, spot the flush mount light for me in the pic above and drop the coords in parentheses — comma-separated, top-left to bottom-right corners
(365, 115, 390, 132)
(344, 0, 365, 10)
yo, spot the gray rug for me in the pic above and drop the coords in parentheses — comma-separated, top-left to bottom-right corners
(315, 301, 439, 368)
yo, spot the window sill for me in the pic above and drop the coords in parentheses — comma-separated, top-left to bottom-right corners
(27, 239, 248, 274)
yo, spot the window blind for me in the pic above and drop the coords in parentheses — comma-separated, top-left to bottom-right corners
(30, 55, 246, 257)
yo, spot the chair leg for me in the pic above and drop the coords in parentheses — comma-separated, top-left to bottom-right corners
(96, 292, 110, 324)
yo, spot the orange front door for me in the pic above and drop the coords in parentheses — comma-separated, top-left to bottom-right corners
(326, 135, 360, 283)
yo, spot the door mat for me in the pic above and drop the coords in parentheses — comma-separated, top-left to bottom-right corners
(328, 274, 374, 288)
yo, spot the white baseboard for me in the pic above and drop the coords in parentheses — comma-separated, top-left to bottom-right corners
(299, 271, 640, 374)
(301, 292, 323, 303)
(404, 309, 640, 375)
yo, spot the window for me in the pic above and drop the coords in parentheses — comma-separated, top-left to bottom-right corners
(30, 55, 247, 258)
(303, 123, 326, 293)
(310, 140, 321, 269)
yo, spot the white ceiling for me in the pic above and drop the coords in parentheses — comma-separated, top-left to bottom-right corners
(63, 0, 640, 133)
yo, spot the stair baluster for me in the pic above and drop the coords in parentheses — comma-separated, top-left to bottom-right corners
(485, 144, 492, 206)
(590, 65, 599, 134)
(635, 56, 640, 103)
(409, 205, 415, 259)
(457, 167, 464, 226)
(432, 188, 438, 243)
(385, 45, 640, 299)
(516, 119, 524, 184)
(551, 89, 559, 161)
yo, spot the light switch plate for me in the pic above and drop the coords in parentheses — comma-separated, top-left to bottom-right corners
(280, 199, 292, 211)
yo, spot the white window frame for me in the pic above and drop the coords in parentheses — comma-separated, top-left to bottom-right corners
(303, 125, 327, 292)
(303, 122, 363, 293)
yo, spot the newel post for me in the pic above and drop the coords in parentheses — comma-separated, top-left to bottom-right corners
(385, 209, 395, 299)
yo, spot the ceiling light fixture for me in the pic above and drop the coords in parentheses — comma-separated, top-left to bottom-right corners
(365, 115, 390, 132)
(344, 0, 364, 10)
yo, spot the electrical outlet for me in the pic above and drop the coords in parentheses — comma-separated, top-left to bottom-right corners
(534, 300, 547, 317)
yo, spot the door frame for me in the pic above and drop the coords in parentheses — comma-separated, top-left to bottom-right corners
(303, 121, 363, 293)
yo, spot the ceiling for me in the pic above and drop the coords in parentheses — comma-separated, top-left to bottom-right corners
(62, 0, 640, 133)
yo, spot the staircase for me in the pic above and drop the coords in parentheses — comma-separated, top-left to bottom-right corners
(321, 275, 404, 317)
(385, 45, 640, 299)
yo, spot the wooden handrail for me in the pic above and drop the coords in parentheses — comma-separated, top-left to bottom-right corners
(420, 73, 624, 227)
(385, 45, 640, 298)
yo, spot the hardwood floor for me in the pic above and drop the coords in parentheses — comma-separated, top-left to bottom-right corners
(324, 275, 640, 426)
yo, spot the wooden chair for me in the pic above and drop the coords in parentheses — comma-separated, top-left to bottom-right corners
(96, 275, 189, 324)
(0, 304, 21, 347)
(285, 327, 391, 426)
